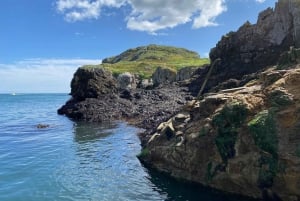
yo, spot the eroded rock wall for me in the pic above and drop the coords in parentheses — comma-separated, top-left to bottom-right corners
(189, 0, 300, 96)
(141, 66, 300, 201)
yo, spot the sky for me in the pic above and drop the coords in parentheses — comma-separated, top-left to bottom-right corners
(0, 0, 277, 93)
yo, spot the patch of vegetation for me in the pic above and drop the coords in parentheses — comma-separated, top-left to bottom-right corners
(212, 103, 248, 163)
(248, 110, 279, 189)
(137, 148, 149, 158)
(248, 110, 278, 157)
(84, 45, 210, 78)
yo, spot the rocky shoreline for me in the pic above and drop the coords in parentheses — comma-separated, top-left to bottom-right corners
(58, 0, 300, 200)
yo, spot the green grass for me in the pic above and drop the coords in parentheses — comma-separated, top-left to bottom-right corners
(83, 44, 210, 78)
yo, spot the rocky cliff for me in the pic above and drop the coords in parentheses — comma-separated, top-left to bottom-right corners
(189, 0, 300, 96)
(137, 0, 300, 200)
(140, 64, 300, 201)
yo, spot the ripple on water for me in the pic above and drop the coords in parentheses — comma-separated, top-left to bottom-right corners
(0, 94, 259, 201)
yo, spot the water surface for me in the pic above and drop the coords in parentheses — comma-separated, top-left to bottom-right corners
(0, 94, 258, 201)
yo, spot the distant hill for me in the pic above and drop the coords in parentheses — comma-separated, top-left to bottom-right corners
(85, 44, 209, 78)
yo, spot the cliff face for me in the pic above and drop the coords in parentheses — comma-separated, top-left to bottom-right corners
(138, 1, 300, 200)
(189, 0, 300, 95)
(140, 65, 300, 201)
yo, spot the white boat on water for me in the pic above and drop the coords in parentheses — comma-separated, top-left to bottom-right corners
(11, 93, 16, 96)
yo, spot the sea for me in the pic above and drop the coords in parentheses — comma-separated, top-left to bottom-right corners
(0, 93, 258, 201)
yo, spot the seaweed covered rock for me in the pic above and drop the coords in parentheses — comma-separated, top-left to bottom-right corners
(70, 67, 117, 101)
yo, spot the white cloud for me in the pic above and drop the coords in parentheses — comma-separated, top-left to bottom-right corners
(0, 58, 101, 93)
(255, 0, 266, 3)
(56, 0, 227, 33)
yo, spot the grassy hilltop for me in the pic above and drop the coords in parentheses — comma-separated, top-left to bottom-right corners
(84, 44, 209, 78)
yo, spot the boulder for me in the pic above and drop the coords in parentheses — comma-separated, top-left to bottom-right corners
(36, 124, 50, 129)
(152, 67, 176, 86)
(117, 72, 136, 90)
(176, 66, 198, 81)
(138, 79, 153, 89)
(70, 67, 117, 101)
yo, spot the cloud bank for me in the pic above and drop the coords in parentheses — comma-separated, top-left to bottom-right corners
(56, 0, 227, 33)
(0, 58, 101, 93)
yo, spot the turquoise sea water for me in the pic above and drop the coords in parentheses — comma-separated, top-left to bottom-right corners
(0, 94, 258, 201)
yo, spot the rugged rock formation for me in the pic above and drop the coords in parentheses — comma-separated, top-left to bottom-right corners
(117, 72, 136, 90)
(140, 65, 300, 201)
(152, 67, 177, 86)
(189, 0, 300, 96)
(70, 67, 117, 101)
(176, 66, 198, 82)
(58, 66, 193, 130)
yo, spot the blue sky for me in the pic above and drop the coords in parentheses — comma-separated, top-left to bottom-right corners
(0, 0, 276, 93)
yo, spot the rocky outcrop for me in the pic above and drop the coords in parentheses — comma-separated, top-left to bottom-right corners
(140, 65, 300, 201)
(278, 47, 300, 69)
(176, 66, 198, 82)
(117, 72, 136, 90)
(189, 0, 300, 96)
(58, 66, 193, 130)
(152, 67, 177, 86)
(70, 67, 117, 101)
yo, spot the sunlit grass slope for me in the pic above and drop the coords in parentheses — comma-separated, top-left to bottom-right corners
(84, 44, 210, 78)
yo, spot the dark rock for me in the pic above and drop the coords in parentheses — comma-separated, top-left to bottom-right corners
(189, 0, 300, 96)
(36, 124, 50, 129)
(119, 89, 133, 100)
(278, 47, 300, 69)
(70, 67, 117, 101)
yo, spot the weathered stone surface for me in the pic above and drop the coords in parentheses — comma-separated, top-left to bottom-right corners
(70, 67, 117, 101)
(189, 0, 300, 96)
(138, 78, 153, 89)
(152, 67, 176, 86)
(176, 66, 198, 81)
(140, 66, 300, 200)
(278, 47, 300, 69)
(117, 72, 136, 90)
